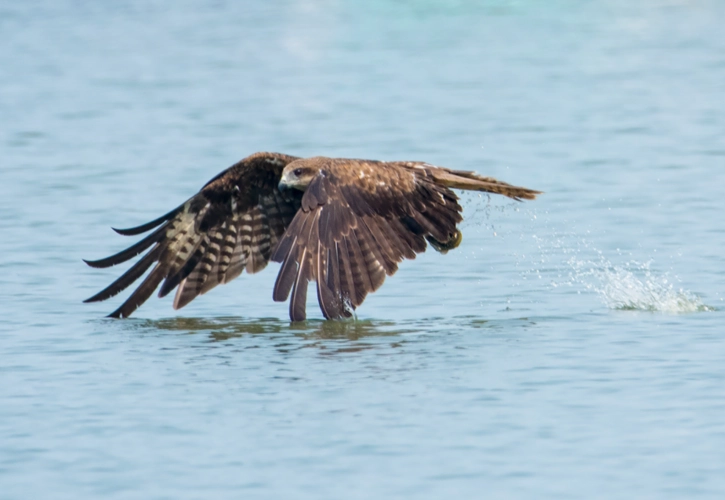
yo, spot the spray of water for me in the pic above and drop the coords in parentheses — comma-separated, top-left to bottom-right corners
(460, 195, 714, 314)
(527, 213, 715, 314)
(564, 256, 712, 313)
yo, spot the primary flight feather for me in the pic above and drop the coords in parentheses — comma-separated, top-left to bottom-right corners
(84, 152, 541, 321)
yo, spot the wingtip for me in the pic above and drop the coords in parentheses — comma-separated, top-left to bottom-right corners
(83, 291, 107, 303)
(112, 225, 150, 236)
(288, 310, 308, 322)
(107, 305, 127, 318)
(109, 204, 186, 237)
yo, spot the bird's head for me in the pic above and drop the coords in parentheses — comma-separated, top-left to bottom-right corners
(278, 159, 324, 191)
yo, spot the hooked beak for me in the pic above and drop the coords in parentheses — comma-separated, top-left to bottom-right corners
(278, 180, 289, 192)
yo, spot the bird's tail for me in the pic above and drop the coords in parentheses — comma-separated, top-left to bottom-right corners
(429, 168, 541, 201)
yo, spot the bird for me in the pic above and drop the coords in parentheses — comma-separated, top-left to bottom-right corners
(84, 152, 541, 321)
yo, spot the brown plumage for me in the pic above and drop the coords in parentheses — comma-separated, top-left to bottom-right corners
(84, 152, 541, 321)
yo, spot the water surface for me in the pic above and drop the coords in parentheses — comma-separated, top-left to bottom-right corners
(2, 1, 725, 498)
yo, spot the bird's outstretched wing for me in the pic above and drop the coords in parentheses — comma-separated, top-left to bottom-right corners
(84, 152, 303, 318)
(271, 159, 467, 321)
(271, 159, 542, 321)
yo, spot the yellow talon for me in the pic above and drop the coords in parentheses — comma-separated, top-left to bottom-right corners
(427, 229, 463, 254)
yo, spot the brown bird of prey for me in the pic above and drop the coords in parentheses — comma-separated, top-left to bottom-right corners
(84, 152, 540, 321)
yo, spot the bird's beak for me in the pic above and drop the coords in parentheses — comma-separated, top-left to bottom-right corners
(278, 180, 289, 192)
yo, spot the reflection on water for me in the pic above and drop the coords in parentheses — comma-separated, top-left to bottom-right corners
(107, 315, 537, 346)
(134, 316, 415, 341)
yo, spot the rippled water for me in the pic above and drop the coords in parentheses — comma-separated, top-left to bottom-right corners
(3, 1, 725, 498)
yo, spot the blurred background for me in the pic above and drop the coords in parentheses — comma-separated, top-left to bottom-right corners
(2, 1, 724, 498)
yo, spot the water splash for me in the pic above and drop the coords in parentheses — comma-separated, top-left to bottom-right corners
(458, 198, 713, 314)
(511, 209, 715, 314)
(565, 257, 713, 313)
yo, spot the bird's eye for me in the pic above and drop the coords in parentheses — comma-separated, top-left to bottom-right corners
(293, 168, 304, 177)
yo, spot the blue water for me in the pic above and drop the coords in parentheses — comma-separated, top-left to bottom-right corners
(2, 1, 725, 498)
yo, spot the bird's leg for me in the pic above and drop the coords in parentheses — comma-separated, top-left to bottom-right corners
(426, 229, 463, 255)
